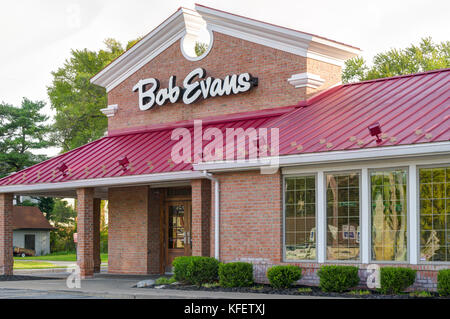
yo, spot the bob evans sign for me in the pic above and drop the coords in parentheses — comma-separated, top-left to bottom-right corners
(132, 68, 258, 111)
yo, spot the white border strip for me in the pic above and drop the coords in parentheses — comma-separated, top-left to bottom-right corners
(0, 171, 205, 193)
(193, 142, 450, 172)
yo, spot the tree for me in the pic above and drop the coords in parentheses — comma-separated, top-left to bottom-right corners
(0, 98, 53, 178)
(19, 197, 55, 220)
(195, 41, 208, 57)
(48, 38, 140, 152)
(51, 199, 76, 225)
(342, 37, 450, 83)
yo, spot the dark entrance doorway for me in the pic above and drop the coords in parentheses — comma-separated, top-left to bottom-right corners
(24, 234, 35, 251)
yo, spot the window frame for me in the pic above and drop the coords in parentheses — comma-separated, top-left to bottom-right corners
(282, 173, 318, 263)
(417, 163, 450, 265)
(324, 169, 362, 264)
(368, 166, 410, 264)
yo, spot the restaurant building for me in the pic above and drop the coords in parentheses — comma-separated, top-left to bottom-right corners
(0, 5, 448, 289)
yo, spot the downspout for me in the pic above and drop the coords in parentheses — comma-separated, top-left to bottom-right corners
(202, 170, 220, 260)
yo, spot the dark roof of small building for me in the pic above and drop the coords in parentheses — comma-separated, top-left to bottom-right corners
(12, 206, 53, 230)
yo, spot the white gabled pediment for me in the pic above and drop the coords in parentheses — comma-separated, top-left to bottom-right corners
(91, 5, 361, 92)
(90, 7, 205, 92)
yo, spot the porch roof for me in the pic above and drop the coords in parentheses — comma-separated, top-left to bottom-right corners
(0, 68, 448, 192)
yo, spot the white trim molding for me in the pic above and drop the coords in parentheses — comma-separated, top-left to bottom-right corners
(288, 73, 325, 89)
(100, 104, 118, 117)
(0, 171, 206, 194)
(180, 17, 214, 61)
(90, 5, 360, 92)
(90, 8, 202, 92)
(193, 142, 450, 172)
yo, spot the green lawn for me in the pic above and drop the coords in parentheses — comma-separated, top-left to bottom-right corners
(13, 261, 65, 269)
(14, 252, 108, 263)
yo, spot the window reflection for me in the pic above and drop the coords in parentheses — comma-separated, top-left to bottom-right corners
(326, 172, 360, 261)
(168, 205, 185, 249)
(419, 167, 450, 262)
(285, 176, 316, 260)
(370, 169, 408, 261)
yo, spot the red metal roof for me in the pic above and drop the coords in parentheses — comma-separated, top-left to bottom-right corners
(270, 68, 449, 155)
(0, 69, 448, 187)
(0, 113, 282, 186)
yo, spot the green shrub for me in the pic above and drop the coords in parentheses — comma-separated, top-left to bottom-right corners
(219, 262, 254, 287)
(380, 267, 416, 294)
(188, 256, 220, 286)
(317, 266, 360, 293)
(437, 269, 450, 296)
(173, 256, 219, 286)
(172, 256, 191, 282)
(266, 265, 302, 288)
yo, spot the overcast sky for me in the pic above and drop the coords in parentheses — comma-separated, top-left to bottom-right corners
(0, 0, 449, 155)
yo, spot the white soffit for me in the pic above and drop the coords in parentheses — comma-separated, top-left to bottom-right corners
(91, 5, 361, 92)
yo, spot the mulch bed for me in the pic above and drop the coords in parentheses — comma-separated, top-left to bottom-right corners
(0, 275, 59, 281)
(144, 283, 448, 299)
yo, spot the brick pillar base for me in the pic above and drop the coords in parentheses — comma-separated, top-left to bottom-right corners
(93, 198, 101, 273)
(191, 179, 211, 257)
(77, 188, 95, 278)
(0, 193, 13, 275)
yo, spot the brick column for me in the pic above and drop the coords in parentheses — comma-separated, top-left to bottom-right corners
(93, 198, 101, 273)
(77, 188, 95, 278)
(191, 179, 211, 257)
(148, 188, 161, 274)
(0, 193, 13, 275)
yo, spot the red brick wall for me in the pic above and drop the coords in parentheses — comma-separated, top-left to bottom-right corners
(0, 193, 13, 275)
(191, 179, 211, 257)
(108, 186, 150, 274)
(107, 32, 341, 134)
(148, 188, 161, 274)
(211, 170, 282, 263)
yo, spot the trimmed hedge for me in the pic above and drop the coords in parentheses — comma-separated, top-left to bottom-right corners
(267, 265, 302, 288)
(317, 266, 360, 293)
(437, 269, 450, 296)
(173, 256, 220, 286)
(172, 256, 191, 282)
(219, 262, 254, 287)
(380, 267, 416, 294)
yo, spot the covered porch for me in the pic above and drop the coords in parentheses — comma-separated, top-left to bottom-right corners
(0, 172, 214, 278)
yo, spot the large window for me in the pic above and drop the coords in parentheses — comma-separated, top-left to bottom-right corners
(284, 176, 316, 260)
(370, 169, 408, 261)
(419, 167, 450, 262)
(326, 172, 360, 261)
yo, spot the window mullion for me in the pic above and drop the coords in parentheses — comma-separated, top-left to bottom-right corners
(361, 168, 370, 264)
(317, 170, 326, 263)
(409, 164, 418, 264)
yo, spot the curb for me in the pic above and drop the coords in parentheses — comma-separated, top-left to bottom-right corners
(14, 267, 108, 275)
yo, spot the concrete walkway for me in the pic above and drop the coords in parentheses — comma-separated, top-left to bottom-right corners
(0, 273, 337, 299)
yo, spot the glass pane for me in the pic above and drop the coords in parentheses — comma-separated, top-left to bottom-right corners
(419, 167, 450, 262)
(326, 172, 360, 261)
(284, 175, 316, 261)
(168, 205, 185, 249)
(370, 169, 407, 261)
